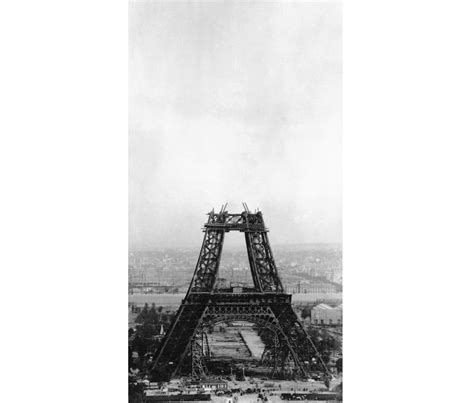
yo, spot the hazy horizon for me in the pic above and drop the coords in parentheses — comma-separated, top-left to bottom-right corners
(129, 240, 342, 253)
(129, 1, 342, 250)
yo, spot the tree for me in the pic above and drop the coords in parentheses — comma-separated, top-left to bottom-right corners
(336, 358, 342, 373)
(149, 303, 159, 324)
(301, 306, 312, 320)
(135, 304, 149, 324)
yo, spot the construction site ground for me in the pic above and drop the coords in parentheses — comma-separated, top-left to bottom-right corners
(210, 376, 343, 403)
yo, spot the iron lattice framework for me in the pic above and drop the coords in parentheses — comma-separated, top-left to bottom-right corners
(151, 207, 329, 381)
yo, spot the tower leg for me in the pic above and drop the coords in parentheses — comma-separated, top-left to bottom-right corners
(191, 332, 207, 378)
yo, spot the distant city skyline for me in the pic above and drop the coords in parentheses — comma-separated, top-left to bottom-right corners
(129, 1, 342, 250)
(129, 240, 342, 252)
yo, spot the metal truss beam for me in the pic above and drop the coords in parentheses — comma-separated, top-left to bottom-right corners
(150, 209, 329, 381)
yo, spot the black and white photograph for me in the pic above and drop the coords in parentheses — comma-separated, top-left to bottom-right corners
(129, 1, 342, 401)
(5, 1, 474, 403)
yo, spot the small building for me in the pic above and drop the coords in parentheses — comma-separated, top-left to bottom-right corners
(311, 303, 342, 325)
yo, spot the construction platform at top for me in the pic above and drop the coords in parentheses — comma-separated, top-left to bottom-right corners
(204, 204, 268, 233)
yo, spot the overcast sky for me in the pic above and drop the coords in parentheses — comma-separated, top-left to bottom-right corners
(129, 0, 341, 250)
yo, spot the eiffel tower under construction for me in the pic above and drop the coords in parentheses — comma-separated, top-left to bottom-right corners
(151, 204, 329, 381)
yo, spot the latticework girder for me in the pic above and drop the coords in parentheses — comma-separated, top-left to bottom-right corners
(150, 208, 329, 381)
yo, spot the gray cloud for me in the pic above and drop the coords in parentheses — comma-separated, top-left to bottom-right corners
(129, 0, 341, 249)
